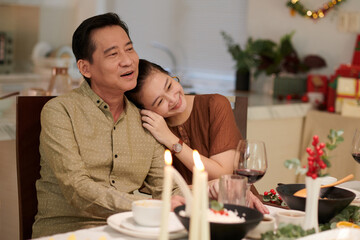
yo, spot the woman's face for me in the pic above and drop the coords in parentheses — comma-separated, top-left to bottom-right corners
(139, 70, 187, 118)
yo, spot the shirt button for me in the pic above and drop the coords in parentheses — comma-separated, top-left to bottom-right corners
(97, 100, 100, 103)
(112, 180, 115, 184)
(115, 154, 118, 158)
(113, 127, 116, 130)
(104, 105, 108, 109)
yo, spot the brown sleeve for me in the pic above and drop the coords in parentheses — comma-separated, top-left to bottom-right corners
(208, 94, 242, 156)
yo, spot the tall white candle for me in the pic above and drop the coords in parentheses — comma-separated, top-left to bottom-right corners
(159, 150, 173, 240)
(189, 150, 209, 240)
(200, 170, 210, 240)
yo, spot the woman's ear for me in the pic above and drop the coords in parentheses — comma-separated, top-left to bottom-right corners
(77, 59, 91, 79)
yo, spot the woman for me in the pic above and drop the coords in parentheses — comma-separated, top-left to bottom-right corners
(126, 59, 269, 213)
(126, 59, 240, 184)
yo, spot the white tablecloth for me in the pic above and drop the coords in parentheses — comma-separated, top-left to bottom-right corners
(33, 206, 283, 240)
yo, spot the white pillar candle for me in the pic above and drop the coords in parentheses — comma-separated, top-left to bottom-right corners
(189, 150, 209, 240)
(200, 171, 210, 240)
(159, 150, 173, 240)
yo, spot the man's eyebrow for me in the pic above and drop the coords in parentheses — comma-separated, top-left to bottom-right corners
(151, 77, 169, 107)
(104, 46, 117, 54)
(103, 41, 133, 55)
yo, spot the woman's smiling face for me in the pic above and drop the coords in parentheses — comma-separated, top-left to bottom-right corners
(139, 70, 187, 118)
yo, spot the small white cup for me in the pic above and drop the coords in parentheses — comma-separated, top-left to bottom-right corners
(218, 174, 247, 206)
(246, 214, 275, 239)
(275, 210, 305, 227)
(131, 199, 163, 227)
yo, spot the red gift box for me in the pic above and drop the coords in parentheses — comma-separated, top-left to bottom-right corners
(352, 34, 360, 66)
(307, 74, 328, 93)
(335, 64, 360, 78)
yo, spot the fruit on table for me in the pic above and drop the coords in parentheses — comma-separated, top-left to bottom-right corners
(336, 221, 360, 229)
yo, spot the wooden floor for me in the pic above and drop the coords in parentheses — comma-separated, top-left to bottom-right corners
(0, 140, 19, 240)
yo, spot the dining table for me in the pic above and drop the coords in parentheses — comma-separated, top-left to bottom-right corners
(32, 205, 285, 240)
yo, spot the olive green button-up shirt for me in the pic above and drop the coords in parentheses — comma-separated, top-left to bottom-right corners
(32, 81, 166, 238)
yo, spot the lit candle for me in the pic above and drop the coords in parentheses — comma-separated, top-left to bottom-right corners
(189, 150, 210, 240)
(159, 150, 173, 240)
(200, 169, 210, 240)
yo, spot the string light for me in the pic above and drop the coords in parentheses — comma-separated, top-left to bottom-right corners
(286, 0, 346, 20)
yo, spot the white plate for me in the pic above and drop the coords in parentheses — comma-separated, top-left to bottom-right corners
(297, 228, 360, 240)
(120, 211, 184, 234)
(107, 211, 187, 239)
(337, 181, 360, 206)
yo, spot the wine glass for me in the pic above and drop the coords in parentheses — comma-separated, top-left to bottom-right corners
(351, 129, 360, 164)
(233, 140, 268, 188)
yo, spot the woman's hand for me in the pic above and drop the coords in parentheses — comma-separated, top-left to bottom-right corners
(140, 109, 177, 147)
(247, 191, 270, 214)
(207, 178, 269, 214)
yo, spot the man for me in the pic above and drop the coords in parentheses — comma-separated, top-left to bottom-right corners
(32, 12, 183, 238)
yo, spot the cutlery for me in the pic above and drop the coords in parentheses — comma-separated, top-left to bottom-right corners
(293, 174, 354, 197)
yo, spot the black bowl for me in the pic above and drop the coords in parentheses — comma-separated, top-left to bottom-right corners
(276, 184, 355, 223)
(174, 204, 263, 240)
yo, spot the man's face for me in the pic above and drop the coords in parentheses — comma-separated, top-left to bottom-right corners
(83, 25, 139, 95)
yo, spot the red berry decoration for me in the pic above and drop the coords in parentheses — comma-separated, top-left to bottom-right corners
(301, 95, 309, 102)
(305, 135, 327, 179)
(327, 106, 335, 112)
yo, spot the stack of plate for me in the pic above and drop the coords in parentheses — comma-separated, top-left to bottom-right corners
(107, 211, 187, 239)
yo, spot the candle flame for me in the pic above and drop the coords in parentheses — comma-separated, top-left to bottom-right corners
(193, 150, 204, 171)
(164, 149, 172, 165)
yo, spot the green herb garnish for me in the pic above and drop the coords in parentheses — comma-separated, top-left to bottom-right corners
(210, 200, 224, 211)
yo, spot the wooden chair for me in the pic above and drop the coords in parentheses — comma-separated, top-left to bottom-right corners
(230, 96, 260, 196)
(231, 96, 248, 139)
(16, 96, 54, 240)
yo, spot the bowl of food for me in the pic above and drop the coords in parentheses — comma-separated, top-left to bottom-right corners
(276, 184, 356, 223)
(174, 204, 263, 240)
(131, 199, 163, 227)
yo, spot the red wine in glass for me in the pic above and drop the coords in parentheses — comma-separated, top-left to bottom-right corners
(352, 153, 360, 164)
(351, 129, 360, 164)
(234, 169, 265, 184)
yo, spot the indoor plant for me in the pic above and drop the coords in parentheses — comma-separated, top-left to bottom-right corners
(221, 31, 326, 95)
(221, 31, 256, 91)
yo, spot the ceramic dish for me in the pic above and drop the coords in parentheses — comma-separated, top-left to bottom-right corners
(246, 214, 275, 239)
(275, 209, 305, 226)
(174, 204, 263, 240)
(107, 211, 187, 239)
(277, 184, 355, 223)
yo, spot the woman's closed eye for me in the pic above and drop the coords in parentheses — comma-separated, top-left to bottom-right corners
(157, 99, 163, 107)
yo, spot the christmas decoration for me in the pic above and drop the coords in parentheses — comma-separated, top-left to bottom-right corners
(287, 0, 346, 20)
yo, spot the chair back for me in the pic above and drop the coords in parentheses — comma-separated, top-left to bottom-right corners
(232, 96, 248, 139)
(16, 96, 54, 240)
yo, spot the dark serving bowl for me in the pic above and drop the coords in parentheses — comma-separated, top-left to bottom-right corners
(276, 184, 355, 223)
(174, 204, 263, 240)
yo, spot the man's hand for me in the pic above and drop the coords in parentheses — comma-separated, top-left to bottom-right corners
(171, 195, 185, 211)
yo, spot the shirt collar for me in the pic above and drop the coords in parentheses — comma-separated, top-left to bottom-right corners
(78, 80, 131, 114)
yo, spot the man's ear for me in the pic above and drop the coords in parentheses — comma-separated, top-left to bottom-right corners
(77, 59, 91, 79)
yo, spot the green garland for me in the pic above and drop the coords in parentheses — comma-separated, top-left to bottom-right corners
(286, 0, 346, 20)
